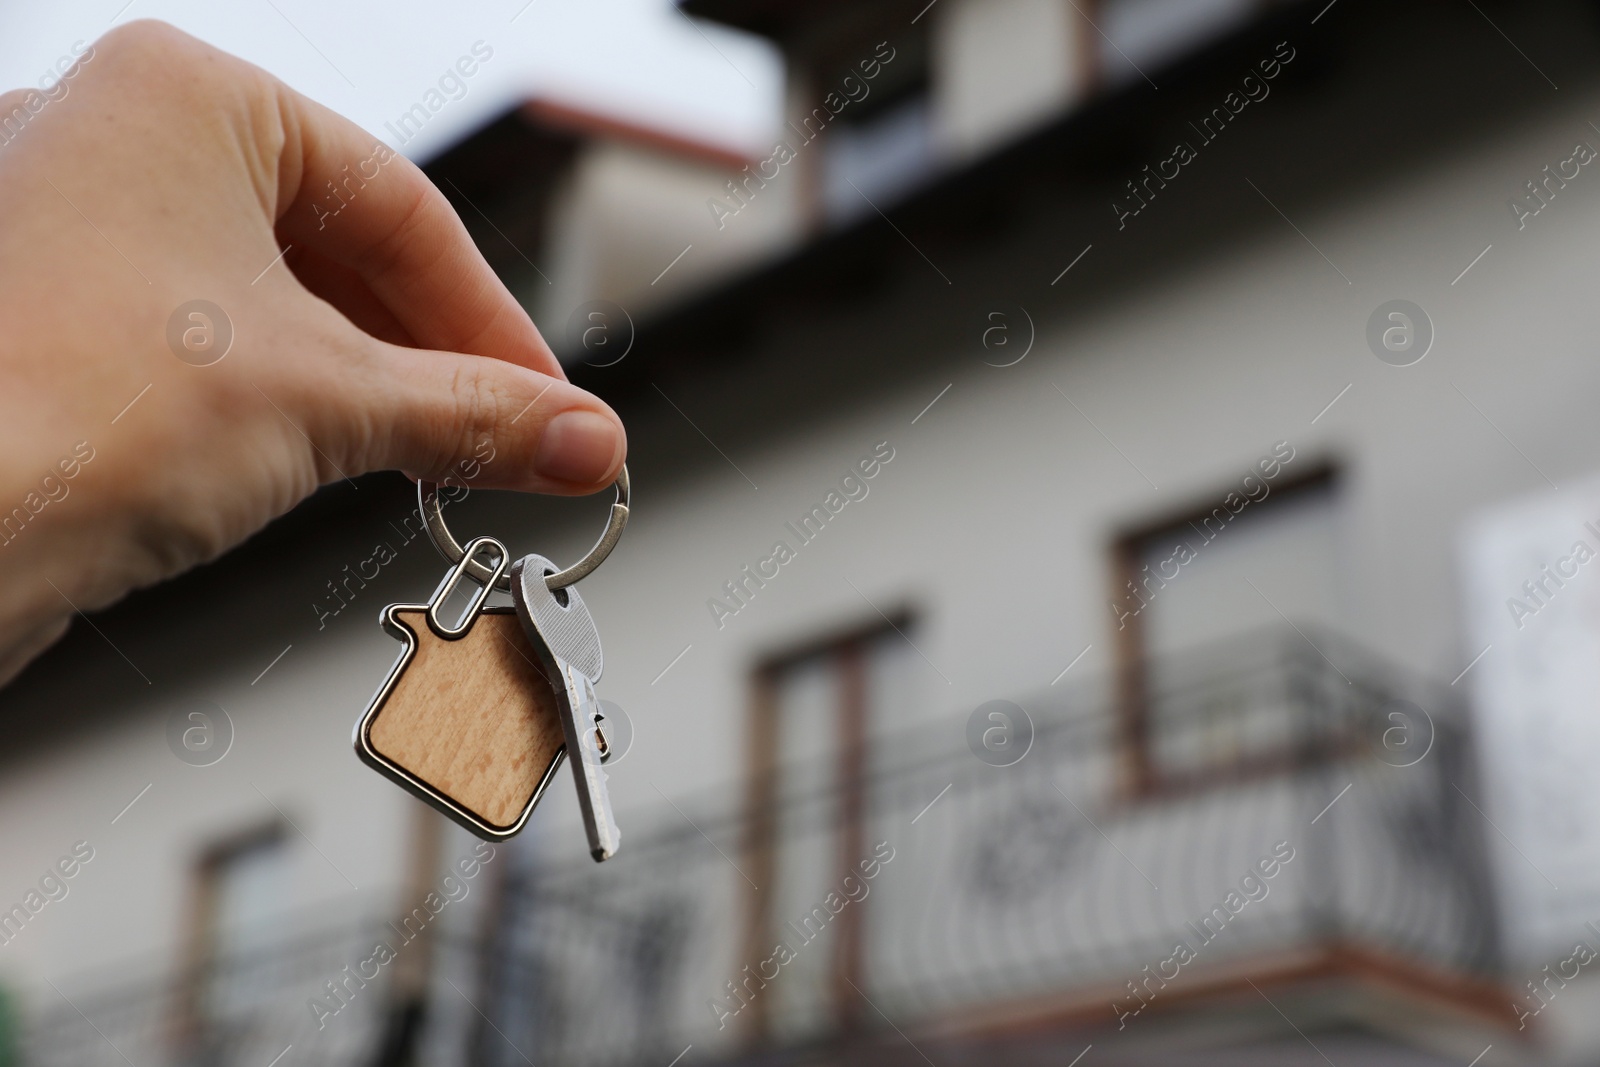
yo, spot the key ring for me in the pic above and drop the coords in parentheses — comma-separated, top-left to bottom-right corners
(419, 464, 629, 593)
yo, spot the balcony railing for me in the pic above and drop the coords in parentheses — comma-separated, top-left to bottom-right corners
(26, 625, 1502, 1067)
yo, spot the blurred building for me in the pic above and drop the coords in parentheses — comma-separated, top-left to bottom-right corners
(10, 0, 1600, 1064)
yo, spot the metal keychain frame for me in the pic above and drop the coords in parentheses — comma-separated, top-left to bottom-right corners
(419, 464, 630, 593)
(354, 535, 567, 840)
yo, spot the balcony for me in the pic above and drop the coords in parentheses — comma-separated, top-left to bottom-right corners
(26, 626, 1507, 1066)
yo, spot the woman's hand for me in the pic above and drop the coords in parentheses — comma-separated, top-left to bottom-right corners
(0, 19, 626, 683)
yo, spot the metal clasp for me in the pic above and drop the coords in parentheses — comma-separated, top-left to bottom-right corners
(425, 536, 508, 639)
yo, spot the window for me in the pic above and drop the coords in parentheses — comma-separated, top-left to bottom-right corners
(821, 95, 937, 226)
(792, 21, 936, 229)
(739, 615, 918, 1042)
(1111, 462, 1346, 793)
(171, 821, 289, 1048)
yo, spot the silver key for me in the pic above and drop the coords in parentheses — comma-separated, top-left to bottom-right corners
(511, 553, 621, 862)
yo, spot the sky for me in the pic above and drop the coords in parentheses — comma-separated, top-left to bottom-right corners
(0, 0, 782, 161)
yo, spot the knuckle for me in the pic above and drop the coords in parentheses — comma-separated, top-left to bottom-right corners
(100, 18, 194, 56)
(447, 362, 511, 471)
(94, 20, 243, 99)
(96, 19, 191, 69)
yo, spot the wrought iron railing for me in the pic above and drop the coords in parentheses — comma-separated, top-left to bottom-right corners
(25, 625, 1500, 1067)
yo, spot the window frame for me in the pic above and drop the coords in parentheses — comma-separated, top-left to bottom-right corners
(1109, 460, 1341, 798)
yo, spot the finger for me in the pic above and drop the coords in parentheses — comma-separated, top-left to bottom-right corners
(285, 244, 415, 347)
(268, 87, 563, 379)
(0, 88, 32, 121)
(322, 325, 625, 496)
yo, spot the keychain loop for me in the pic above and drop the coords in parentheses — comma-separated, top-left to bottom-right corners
(427, 536, 507, 638)
(419, 464, 630, 593)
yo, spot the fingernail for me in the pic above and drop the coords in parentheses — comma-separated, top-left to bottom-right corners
(535, 410, 622, 485)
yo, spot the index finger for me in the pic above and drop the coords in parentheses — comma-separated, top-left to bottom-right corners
(269, 86, 564, 380)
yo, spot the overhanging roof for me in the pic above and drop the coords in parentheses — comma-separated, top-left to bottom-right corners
(679, 0, 882, 42)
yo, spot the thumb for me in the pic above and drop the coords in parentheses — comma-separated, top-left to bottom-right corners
(330, 331, 626, 495)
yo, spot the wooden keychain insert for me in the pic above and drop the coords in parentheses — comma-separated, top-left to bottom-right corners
(355, 540, 567, 838)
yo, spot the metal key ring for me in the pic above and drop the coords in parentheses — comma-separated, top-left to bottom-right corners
(419, 464, 629, 593)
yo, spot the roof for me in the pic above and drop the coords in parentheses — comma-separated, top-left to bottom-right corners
(423, 93, 753, 288)
(678, 0, 891, 42)
(519, 97, 754, 171)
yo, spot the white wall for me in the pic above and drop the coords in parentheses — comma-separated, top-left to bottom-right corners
(536, 138, 802, 327)
(931, 0, 1086, 160)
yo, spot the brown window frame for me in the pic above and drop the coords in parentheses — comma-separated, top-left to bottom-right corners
(1109, 460, 1340, 799)
(169, 818, 288, 1050)
(737, 608, 911, 1044)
